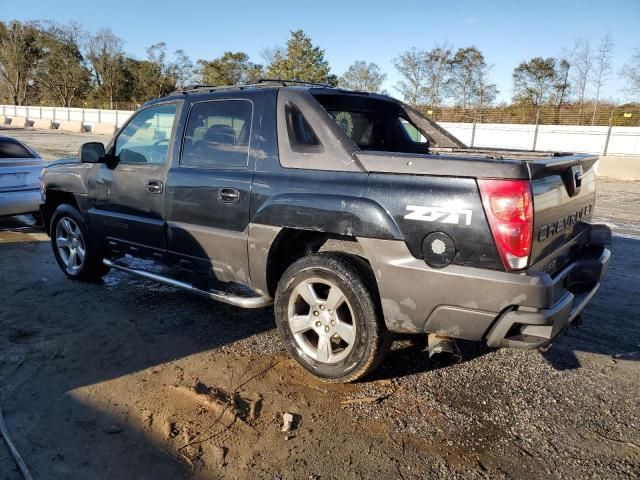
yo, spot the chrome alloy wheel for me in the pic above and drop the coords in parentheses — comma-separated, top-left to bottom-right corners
(287, 278, 357, 364)
(55, 217, 86, 274)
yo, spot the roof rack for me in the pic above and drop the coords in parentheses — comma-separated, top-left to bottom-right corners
(171, 79, 336, 96)
(256, 78, 335, 88)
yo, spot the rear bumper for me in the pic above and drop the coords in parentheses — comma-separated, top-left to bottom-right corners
(0, 188, 41, 217)
(357, 228, 611, 347)
(486, 246, 610, 348)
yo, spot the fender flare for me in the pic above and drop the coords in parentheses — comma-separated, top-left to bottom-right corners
(252, 193, 403, 240)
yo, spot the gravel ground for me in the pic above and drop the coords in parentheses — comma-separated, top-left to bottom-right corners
(0, 125, 112, 160)
(0, 128, 638, 479)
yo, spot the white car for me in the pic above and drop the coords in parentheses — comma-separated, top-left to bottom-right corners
(0, 135, 45, 219)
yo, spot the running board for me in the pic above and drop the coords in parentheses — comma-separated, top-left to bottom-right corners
(103, 258, 273, 309)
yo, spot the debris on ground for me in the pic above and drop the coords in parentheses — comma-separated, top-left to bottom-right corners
(281, 413, 294, 432)
(102, 425, 123, 434)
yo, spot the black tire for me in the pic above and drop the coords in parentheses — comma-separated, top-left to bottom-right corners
(50, 204, 110, 281)
(275, 252, 391, 383)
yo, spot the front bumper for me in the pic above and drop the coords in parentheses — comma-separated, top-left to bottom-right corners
(358, 227, 611, 348)
(0, 188, 41, 217)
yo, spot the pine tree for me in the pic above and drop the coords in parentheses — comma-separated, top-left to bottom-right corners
(266, 30, 336, 85)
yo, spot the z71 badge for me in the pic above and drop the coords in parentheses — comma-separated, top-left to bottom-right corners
(404, 205, 472, 226)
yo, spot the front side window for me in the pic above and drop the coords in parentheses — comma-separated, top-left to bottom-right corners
(181, 100, 252, 168)
(115, 104, 176, 164)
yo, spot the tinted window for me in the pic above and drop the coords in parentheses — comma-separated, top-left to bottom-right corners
(313, 94, 431, 153)
(115, 104, 176, 164)
(181, 100, 252, 168)
(286, 106, 319, 147)
(327, 110, 380, 147)
(0, 138, 35, 159)
(399, 118, 428, 143)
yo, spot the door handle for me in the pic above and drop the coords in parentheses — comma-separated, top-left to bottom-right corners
(218, 187, 240, 203)
(146, 180, 163, 194)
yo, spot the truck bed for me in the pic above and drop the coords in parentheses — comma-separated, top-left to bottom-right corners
(355, 149, 599, 180)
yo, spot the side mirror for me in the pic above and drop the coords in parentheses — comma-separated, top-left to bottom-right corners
(79, 142, 106, 163)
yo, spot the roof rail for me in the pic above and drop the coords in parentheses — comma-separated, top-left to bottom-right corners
(256, 78, 336, 88)
(170, 79, 337, 96)
(171, 84, 249, 95)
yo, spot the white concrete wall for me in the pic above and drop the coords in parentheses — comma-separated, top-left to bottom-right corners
(0, 105, 134, 128)
(439, 121, 640, 156)
(1, 104, 639, 156)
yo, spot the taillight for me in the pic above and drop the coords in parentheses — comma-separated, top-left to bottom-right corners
(477, 179, 533, 271)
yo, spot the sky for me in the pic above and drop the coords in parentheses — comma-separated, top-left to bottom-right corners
(1, 0, 639, 103)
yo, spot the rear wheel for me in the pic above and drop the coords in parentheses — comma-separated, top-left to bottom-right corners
(275, 253, 390, 383)
(50, 204, 110, 281)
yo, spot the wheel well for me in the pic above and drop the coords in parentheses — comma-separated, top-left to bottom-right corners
(42, 190, 79, 234)
(265, 229, 368, 297)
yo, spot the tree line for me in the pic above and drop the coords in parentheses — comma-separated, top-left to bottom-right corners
(1, 20, 638, 121)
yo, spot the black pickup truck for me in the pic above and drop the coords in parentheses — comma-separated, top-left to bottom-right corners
(39, 80, 611, 382)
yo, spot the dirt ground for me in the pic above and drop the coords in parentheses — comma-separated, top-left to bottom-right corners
(1, 127, 639, 479)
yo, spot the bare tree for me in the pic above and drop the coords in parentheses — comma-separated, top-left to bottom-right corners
(85, 27, 125, 108)
(447, 47, 495, 110)
(259, 45, 284, 67)
(553, 58, 571, 122)
(35, 22, 91, 107)
(619, 49, 640, 102)
(475, 63, 498, 110)
(0, 21, 41, 105)
(572, 39, 592, 124)
(590, 33, 614, 125)
(393, 48, 430, 106)
(394, 46, 460, 108)
(425, 45, 452, 108)
(338, 60, 386, 92)
(555, 44, 577, 112)
(448, 48, 477, 109)
(171, 49, 194, 89)
(145, 42, 176, 97)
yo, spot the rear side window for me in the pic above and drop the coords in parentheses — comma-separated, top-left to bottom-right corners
(313, 93, 431, 153)
(327, 110, 380, 147)
(292, 112, 318, 145)
(399, 118, 428, 144)
(181, 100, 252, 168)
(0, 138, 34, 159)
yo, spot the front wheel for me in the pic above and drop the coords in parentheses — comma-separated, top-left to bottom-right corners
(275, 253, 391, 383)
(50, 204, 110, 281)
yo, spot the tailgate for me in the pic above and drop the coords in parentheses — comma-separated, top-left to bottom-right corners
(529, 154, 598, 268)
